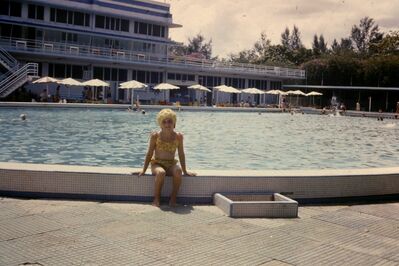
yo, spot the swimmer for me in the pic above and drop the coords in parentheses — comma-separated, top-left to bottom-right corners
(141, 110, 146, 114)
(384, 123, 396, 128)
(20, 114, 27, 121)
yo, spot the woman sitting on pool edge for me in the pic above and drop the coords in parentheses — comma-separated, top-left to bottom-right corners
(135, 108, 196, 207)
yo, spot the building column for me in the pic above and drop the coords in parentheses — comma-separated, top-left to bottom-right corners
(21, 3, 28, 18)
(42, 63, 49, 76)
(127, 69, 133, 102)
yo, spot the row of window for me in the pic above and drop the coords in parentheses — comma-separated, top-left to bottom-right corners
(134, 22, 165, 38)
(28, 4, 44, 20)
(93, 67, 128, 82)
(225, 77, 246, 89)
(248, 79, 268, 90)
(0, 1, 21, 17)
(50, 8, 90, 27)
(95, 15, 129, 32)
(270, 81, 282, 89)
(133, 70, 164, 84)
(48, 63, 87, 79)
(93, 68, 164, 84)
(167, 73, 195, 82)
(62, 32, 78, 43)
(198, 76, 222, 88)
(1, 2, 167, 38)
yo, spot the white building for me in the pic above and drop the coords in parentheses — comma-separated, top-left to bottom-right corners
(0, 0, 305, 104)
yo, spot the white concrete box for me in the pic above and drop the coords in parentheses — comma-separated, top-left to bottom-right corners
(214, 193, 298, 218)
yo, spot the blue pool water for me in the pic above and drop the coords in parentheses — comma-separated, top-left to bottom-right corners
(0, 107, 398, 170)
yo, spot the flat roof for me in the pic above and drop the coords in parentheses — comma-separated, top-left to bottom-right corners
(283, 85, 399, 91)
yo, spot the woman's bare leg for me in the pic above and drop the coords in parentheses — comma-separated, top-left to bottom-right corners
(151, 164, 166, 207)
(167, 164, 182, 207)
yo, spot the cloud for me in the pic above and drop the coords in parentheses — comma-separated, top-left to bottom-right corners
(166, 0, 399, 58)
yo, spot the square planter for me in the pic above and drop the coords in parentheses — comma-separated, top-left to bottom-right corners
(214, 193, 298, 218)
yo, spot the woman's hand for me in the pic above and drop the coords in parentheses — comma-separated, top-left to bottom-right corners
(132, 170, 146, 177)
(184, 171, 197, 176)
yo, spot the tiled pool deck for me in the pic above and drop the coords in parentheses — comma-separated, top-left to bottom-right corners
(1, 197, 399, 265)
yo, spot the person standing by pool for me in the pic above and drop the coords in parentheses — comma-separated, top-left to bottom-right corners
(39, 89, 47, 102)
(135, 108, 196, 207)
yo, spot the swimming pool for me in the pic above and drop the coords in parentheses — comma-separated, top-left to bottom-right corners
(0, 106, 398, 170)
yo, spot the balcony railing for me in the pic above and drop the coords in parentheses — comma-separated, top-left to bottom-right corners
(0, 37, 306, 79)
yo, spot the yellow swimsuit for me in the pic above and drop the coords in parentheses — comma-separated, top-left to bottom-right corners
(151, 135, 179, 171)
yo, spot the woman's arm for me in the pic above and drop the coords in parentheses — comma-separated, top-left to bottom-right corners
(136, 132, 157, 176)
(177, 133, 196, 176)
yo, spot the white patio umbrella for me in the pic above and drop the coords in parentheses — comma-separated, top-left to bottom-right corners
(241, 88, 265, 105)
(58, 78, 82, 99)
(265, 90, 288, 95)
(58, 77, 82, 86)
(82, 79, 110, 102)
(154, 82, 180, 102)
(286, 90, 306, 106)
(119, 80, 148, 107)
(213, 85, 241, 105)
(32, 76, 59, 97)
(287, 90, 306, 96)
(241, 88, 265, 94)
(265, 90, 288, 107)
(187, 84, 211, 92)
(214, 85, 241, 93)
(306, 91, 323, 96)
(306, 91, 323, 106)
(33, 76, 59, 84)
(82, 79, 110, 87)
(188, 84, 211, 105)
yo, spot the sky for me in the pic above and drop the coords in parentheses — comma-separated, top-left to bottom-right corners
(164, 0, 399, 58)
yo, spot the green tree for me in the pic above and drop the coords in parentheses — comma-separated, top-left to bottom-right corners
(312, 34, 320, 56)
(281, 27, 290, 49)
(330, 38, 354, 55)
(319, 35, 328, 54)
(228, 49, 257, 64)
(187, 34, 213, 59)
(169, 33, 214, 59)
(331, 39, 339, 54)
(281, 25, 303, 51)
(230, 29, 312, 66)
(228, 32, 293, 66)
(290, 25, 303, 50)
(313, 34, 328, 56)
(369, 31, 399, 55)
(350, 16, 383, 55)
(363, 54, 399, 87)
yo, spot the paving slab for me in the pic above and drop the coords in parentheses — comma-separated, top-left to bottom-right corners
(1, 197, 399, 266)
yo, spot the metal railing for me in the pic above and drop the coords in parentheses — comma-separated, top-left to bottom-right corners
(0, 63, 38, 98)
(0, 45, 19, 71)
(0, 37, 306, 79)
